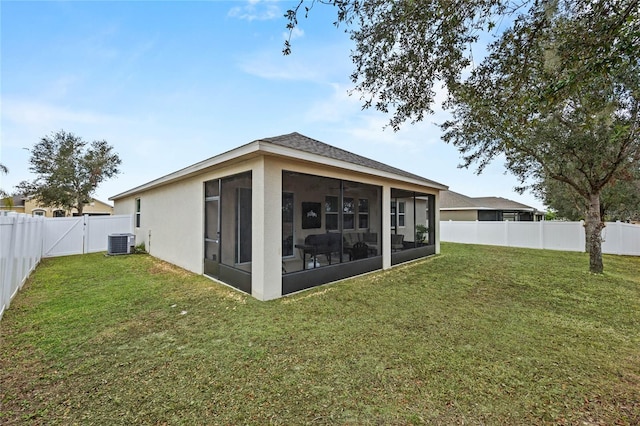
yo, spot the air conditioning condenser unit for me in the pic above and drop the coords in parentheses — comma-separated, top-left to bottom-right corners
(108, 233, 135, 255)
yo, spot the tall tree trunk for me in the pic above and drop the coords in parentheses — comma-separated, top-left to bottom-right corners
(584, 192, 605, 273)
(76, 196, 84, 216)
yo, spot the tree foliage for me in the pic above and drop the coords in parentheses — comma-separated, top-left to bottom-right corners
(17, 130, 121, 215)
(441, 3, 639, 273)
(541, 174, 640, 222)
(602, 178, 640, 222)
(0, 163, 8, 199)
(285, 0, 640, 273)
(285, 1, 638, 123)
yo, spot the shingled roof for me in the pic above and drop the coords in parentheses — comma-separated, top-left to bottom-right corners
(472, 196, 536, 210)
(111, 132, 447, 200)
(440, 190, 535, 211)
(260, 132, 446, 189)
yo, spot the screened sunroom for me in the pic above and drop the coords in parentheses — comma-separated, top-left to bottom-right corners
(112, 132, 447, 300)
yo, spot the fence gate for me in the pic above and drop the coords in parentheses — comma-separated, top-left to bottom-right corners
(43, 215, 134, 258)
(43, 217, 85, 257)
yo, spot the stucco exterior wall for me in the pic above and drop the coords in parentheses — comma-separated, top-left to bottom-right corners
(440, 210, 478, 221)
(252, 156, 282, 300)
(114, 158, 259, 276)
(0, 205, 25, 214)
(394, 198, 428, 240)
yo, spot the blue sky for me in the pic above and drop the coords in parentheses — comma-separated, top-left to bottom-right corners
(1, 0, 543, 210)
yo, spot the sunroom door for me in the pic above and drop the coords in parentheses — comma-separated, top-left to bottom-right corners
(204, 184, 220, 278)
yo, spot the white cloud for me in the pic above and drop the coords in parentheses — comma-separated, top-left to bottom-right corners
(304, 82, 358, 121)
(236, 50, 329, 81)
(228, 0, 280, 21)
(284, 26, 304, 42)
(44, 75, 81, 99)
(237, 36, 352, 82)
(1, 98, 127, 142)
(305, 82, 446, 149)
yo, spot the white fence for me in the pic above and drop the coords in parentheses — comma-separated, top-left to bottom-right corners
(1, 213, 133, 320)
(1, 214, 45, 320)
(43, 214, 133, 257)
(441, 220, 640, 256)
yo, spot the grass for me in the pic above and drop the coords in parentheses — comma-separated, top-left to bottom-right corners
(1, 243, 639, 425)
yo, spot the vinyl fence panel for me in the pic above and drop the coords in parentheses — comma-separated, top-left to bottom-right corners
(504, 222, 539, 249)
(1, 213, 44, 320)
(541, 221, 585, 252)
(442, 221, 479, 244)
(441, 220, 639, 256)
(477, 221, 507, 246)
(43, 217, 85, 257)
(602, 221, 640, 256)
(85, 215, 133, 253)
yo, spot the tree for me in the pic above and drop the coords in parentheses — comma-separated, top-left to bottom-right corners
(0, 163, 8, 199)
(441, 8, 639, 273)
(284, 0, 640, 273)
(17, 130, 121, 216)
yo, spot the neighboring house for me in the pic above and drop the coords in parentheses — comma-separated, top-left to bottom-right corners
(440, 190, 544, 221)
(111, 132, 448, 301)
(0, 195, 113, 217)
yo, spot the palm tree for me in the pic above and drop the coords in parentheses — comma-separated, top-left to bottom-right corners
(0, 163, 8, 199)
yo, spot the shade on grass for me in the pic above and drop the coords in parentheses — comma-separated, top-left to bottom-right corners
(1, 243, 638, 425)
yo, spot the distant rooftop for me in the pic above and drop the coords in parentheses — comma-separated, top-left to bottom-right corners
(440, 190, 537, 211)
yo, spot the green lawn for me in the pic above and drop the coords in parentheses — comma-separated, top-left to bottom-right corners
(1, 243, 639, 425)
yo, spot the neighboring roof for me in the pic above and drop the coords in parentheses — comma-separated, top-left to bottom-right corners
(472, 196, 536, 210)
(111, 132, 448, 200)
(438, 190, 479, 209)
(0, 195, 25, 209)
(8, 196, 113, 211)
(90, 198, 114, 208)
(440, 190, 536, 211)
(10, 195, 25, 207)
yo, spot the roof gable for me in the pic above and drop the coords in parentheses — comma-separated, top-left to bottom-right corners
(111, 132, 447, 200)
(260, 132, 445, 188)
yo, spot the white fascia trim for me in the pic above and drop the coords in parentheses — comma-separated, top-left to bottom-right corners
(441, 207, 535, 212)
(110, 142, 261, 200)
(110, 139, 448, 201)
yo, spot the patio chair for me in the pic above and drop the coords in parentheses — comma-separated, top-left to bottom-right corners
(363, 232, 378, 256)
(391, 234, 404, 251)
(351, 241, 369, 260)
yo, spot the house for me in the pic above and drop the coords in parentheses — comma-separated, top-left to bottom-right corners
(1, 195, 114, 217)
(110, 132, 448, 300)
(440, 190, 544, 221)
